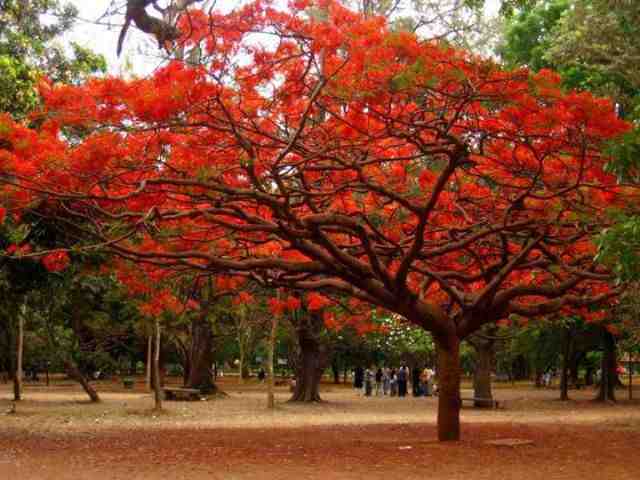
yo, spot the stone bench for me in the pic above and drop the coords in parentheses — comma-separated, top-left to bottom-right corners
(163, 387, 203, 401)
(460, 397, 501, 408)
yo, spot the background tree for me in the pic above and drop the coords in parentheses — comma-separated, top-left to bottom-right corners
(0, 0, 105, 118)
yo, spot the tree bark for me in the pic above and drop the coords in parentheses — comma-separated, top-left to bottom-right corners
(290, 311, 324, 402)
(236, 306, 254, 384)
(472, 339, 494, 407)
(186, 314, 217, 394)
(238, 336, 246, 384)
(331, 360, 340, 384)
(64, 360, 100, 402)
(560, 328, 571, 401)
(153, 318, 163, 411)
(145, 334, 152, 391)
(436, 335, 461, 441)
(569, 352, 582, 387)
(596, 328, 617, 402)
(14, 313, 24, 401)
(628, 357, 633, 401)
(585, 367, 594, 386)
(267, 313, 278, 409)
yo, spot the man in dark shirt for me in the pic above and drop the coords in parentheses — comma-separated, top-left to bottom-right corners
(398, 365, 408, 397)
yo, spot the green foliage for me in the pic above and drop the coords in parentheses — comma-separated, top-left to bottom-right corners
(596, 217, 640, 281)
(497, 321, 563, 375)
(0, 0, 106, 118)
(366, 315, 434, 365)
(499, 0, 640, 106)
(499, 0, 569, 71)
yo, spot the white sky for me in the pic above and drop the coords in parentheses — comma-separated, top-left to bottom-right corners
(65, 0, 168, 76)
(64, 0, 501, 77)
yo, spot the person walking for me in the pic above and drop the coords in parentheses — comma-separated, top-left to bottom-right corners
(398, 365, 408, 397)
(364, 366, 373, 397)
(412, 365, 421, 397)
(382, 367, 391, 395)
(375, 367, 383, 396)
(354, 366, 364, 390)
(390, 368, 398, 396)
(422, 366, 433, 396)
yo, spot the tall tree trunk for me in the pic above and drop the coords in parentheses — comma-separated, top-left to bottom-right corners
(290, 311, 324, 402)
(236, 305, 254, 384)
(145, 334, 152, 391)
(585, 367, 594, 386)
(472, 339, 494, 407)
(331, 360, 340, 384)
(6, 322, 16, 385)
(267, 313, 278, 409)
(436, 335, 461, 442)
(628, 356, 633, 401)
(64, 360, 100, 402)
(153, 318, 163, 411)
(186, 314, 217, 394)
(560, 328, 571, 401)
(14, 313, 24, 401)
(238, 336, 246, 384)
(596, 328, 617, 402)
(569, 355, 581, 387)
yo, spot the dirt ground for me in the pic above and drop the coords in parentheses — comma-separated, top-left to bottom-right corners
(1, 377, 639, 479)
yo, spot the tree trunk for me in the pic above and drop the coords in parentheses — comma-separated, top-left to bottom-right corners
(236, 305, 254, 384)
(145, 335, 152, 391)
(7, 322, 16, 386)
(585, 367, 594, 386)
(267, 313, 278, 409)
(569, 355, 581, 387)
(290, 311, 324, 402)
(153, 318, 163, 411)
(64, 360, 100, 402)
(186, 314, 217, 394)
(472, 339, 494, 407)
(436, 335, 461, 442)
(628, 358, 633, 401)
(238, 337, 246, 384)
(596, 329, 617, 402)
(14, 314, 24, 401)
(331, 360, 340, 384)
(560, 328, 571, 401)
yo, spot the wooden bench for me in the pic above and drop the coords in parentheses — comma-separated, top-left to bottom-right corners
(461, 397, 501, 408)
(163, 387, 202, 401)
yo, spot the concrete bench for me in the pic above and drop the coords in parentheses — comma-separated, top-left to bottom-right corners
(163, 387, 202, 401)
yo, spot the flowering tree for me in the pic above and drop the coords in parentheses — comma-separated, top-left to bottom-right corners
(0, 1, 630, 440)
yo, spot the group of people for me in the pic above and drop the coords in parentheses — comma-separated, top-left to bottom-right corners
(354, 365, 436, 397)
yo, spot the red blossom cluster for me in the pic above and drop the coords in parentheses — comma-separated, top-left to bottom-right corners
(41, 250, 70, 272)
